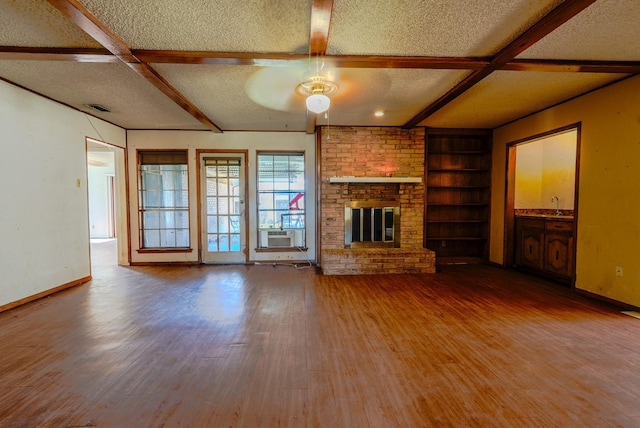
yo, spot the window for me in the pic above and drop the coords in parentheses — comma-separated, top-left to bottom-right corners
(257, 153, 305, 248)
(138, 150, 189, 249)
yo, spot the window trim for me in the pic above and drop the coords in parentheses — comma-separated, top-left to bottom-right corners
(137, 248, 193, 254)
(137, 149, 191, 251)
(256, 151, 306, 249)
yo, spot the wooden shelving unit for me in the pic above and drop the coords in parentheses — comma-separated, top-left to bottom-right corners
(425, 129, 492, 260)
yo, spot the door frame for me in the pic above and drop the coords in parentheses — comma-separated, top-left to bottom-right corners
(107, 174, 116, 238)
(85, 137, 129, 266)
(196, 149, 249, 264)
(503, 122, 581, 286)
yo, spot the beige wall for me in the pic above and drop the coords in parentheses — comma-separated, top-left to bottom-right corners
(492, 75, 640, 307)
(514, 142, 543, 208)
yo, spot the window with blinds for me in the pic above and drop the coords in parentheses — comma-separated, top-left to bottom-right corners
(138, 150, 189, 249)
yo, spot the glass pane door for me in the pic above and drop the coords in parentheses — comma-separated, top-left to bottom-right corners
(201, 154, 246, 263)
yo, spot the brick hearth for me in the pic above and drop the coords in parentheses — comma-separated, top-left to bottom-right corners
(319, 126, 436, 275)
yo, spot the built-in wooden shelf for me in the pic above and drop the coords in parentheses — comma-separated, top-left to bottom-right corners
(328, 176, 423, 184)
(425, 129, 492, 259)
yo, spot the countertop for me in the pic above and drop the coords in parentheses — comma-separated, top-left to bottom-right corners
(515, 214, 574, 221)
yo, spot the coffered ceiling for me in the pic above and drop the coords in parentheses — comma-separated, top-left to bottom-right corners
(0, 0, 638, 133)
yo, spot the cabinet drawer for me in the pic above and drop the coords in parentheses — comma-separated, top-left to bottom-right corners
(545, 221, 573, 232)
(519, 218, 544, 229)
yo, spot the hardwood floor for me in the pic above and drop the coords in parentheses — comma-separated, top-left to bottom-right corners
(1, 241, 640, 427)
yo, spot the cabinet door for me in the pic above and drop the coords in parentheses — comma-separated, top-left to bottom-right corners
(545, 233, 573, 278)
(521, 229, 544, 270)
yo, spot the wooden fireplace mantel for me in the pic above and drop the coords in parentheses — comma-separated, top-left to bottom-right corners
(328, 176, 423, 184)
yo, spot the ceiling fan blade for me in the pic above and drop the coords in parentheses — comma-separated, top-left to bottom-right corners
(245, 66, 307, 112)
(246, 61, 391, 114)
(329, 69, 392, 109)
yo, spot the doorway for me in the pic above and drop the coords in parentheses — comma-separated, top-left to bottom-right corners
(199, 151, 248, 264)
(504, 124, 580, 279)
(86, 138, 127, 267)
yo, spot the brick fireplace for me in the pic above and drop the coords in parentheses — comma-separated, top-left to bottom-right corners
(319, 126, 436, 275)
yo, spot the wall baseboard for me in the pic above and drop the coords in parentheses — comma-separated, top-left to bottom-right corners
(0, 276, 91, 314)
(574, 288, 640, 312)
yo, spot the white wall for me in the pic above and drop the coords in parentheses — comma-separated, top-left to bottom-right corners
(127, 130, 316, 264)
(0, 80, 126, 308)
(88, 152, 116, 238)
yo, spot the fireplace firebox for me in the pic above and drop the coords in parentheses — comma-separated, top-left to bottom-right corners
(344, 201, 400, 248)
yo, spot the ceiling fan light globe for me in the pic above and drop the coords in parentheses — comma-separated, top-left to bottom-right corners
(306, 93, 330, 113)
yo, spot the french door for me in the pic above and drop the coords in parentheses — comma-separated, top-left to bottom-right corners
(200, 153, 246, 264)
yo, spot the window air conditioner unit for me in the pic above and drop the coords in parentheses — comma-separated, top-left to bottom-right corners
(262, 230, 294, 248)
(260, 230, 303, 248)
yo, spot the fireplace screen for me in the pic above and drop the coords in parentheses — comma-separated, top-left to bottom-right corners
(345, 201, 400, 248)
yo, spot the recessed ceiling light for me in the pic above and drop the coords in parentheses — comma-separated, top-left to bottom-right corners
(374, 110, 384, 117)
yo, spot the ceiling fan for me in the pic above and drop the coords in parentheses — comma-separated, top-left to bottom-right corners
(244, 61, 392, 122)
(245, 0, 341, 117)
(244, 1, 390, 120)
(245, 59, 339, 115)
(295, 61, 339, 114)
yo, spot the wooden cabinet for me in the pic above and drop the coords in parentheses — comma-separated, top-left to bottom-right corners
(425, 129, 492, 260)
(516, 218, 544, 270)
(515, 216, 574, 282)
(544, 220, 573, 278)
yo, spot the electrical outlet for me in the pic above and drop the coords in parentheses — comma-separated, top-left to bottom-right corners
(616, 266, 623, 277)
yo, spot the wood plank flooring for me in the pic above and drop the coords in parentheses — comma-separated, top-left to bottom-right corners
(1, 240, 640, 427)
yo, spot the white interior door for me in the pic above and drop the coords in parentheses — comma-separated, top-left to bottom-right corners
(201, 154, 246, 264)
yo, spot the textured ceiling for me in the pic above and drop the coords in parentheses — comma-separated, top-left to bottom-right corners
(80, 0, 311, 52)
(0, 0, 100, 47)
(425, 71, 627, 128)
(153, 63, 310, 131)
(315, 68, 473, 127)
(0, 60, 208, 129)
(328, 0, 563, 56)
(518, 0, 640, 60)
(0, 0, 638, 132)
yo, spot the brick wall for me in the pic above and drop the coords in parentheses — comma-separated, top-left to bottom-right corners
(321, 127, 425, 178)
(319, 126, 435, 274)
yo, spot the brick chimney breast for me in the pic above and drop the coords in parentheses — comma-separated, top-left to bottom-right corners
(319, 126, 435, 275)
